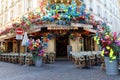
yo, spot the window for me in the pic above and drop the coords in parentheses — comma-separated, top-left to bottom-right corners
(0, 17, 2, 26)
(100, 0, 103, 3)
(110, 4, 112, 12)
(81, 0, 84, 2)
(89, 0, 93, 11)
(97, 5, 100, 16)
(4, 14, 7, 24)
(106, 1, 109, 9)
(104, 11, 107, 21)
(27, 0, 32, 11)
(10, 0, 16, 7)
(0, 8, 1, 14)
(10, 10, 13, 20)
(109, 15, 112, 24)
(79, 38, 84, 51)
(107, 14, 110, 22)
(18, 4, 22, 15)
(1, 17, 3, 25)
(1, 6, 3, 14)
(104, 0, 106, 6)
(114, 9, 116, 15)
(111, 6, 113, 13)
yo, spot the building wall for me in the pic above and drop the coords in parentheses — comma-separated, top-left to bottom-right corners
(47, 38, 56, 53)
(0, 0, 40, 29)
(13, 42, 17, 53)
(69, 37, 82, 52)
(83, 0, 120, 34)
(20, 42, 25, 53)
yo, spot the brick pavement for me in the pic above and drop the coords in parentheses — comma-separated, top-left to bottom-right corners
(0, 61, 120, 80)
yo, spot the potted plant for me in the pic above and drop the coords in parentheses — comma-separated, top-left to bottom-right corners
(28, 38, 44, 67)
(0, 46, 5, 54)
(94, 23, 120, 75)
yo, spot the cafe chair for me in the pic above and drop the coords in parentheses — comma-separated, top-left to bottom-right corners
(48, 52, 55, 64)
(78, 56, 85, 68)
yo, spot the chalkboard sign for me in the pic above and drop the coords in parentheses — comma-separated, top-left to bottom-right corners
(67, 45, 72, 54)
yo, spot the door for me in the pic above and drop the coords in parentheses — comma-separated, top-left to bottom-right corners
(56, 36, 68, 58)
(7, 42, 13, 52)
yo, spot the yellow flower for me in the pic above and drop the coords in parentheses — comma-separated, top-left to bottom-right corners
(101, 49, 104, 56)
(109, 49, 114, 58)
(106, 46, 110, 50)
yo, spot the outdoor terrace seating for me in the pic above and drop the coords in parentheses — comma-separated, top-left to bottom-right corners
(43, 52, 56, 64)
(70, 51, 102, 68)
(0, 53, 31, 65)
(0, 53, 56, 66)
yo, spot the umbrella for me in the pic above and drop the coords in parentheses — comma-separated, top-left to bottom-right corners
(22, 32, 29, 46)
(21, 32, 29, 66)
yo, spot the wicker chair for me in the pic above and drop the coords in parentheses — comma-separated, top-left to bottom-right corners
(48, 52, 55, 64)
(0, 55, 2, 61)
(19, 56, 25, 65)
(42, 52, 48, 63)
(26, 56, 33, 66)
(78, 56, 85, 68)
(89, 54, 95, 66)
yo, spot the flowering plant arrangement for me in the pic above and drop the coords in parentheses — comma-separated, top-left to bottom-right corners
(28, 39, 45, 59)
(0, 46, 5, 54)
(94, 23, 120, 61)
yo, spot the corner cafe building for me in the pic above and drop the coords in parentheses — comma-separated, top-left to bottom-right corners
(0, 0, 99, 58)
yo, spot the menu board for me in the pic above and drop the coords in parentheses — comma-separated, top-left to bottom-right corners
(67, 45, 72, 54)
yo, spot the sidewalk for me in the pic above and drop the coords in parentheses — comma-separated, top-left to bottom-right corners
(0, 61, 119, 80)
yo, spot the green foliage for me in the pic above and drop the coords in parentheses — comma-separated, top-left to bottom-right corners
(111, 43, 120, 54)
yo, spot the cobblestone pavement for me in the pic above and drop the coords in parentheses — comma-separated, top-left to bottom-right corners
(0, 61, 120, 80)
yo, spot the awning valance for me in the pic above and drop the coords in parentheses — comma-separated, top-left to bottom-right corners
(0, 33, 15, 41)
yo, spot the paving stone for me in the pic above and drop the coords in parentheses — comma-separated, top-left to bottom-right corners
(0, 61, 120, 80)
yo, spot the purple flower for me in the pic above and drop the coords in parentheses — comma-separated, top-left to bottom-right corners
(115, 40, 120, 46)
(39, 50, 45, 54)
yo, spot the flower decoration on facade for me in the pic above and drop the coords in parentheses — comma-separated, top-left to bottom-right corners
(12, 22, 20, 28)
(0, 0, 101, 37)
(20, 16, 31, 30)
(0, 27, 15, 36)
(94, 23, 120, 61)
(69, 33, 78, 41)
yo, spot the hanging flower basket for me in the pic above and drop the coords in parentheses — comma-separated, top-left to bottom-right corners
(69, 33, 77, 41)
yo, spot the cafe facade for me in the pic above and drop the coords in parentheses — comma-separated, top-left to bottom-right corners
(0, 0, 99, 59)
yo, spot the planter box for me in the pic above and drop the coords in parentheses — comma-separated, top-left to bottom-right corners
(35, 57, 42, 67)
(104, 57, 119, 75)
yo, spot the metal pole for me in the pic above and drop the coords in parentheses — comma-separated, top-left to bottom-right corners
(17, 40, 20, 63)
(24, 46, 27, 66)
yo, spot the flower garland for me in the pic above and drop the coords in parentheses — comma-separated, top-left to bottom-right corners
(0, 0, 99, 36)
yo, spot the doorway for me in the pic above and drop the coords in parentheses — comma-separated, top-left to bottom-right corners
(7, 42, 13, 52)
(56, 36, 68, 58)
